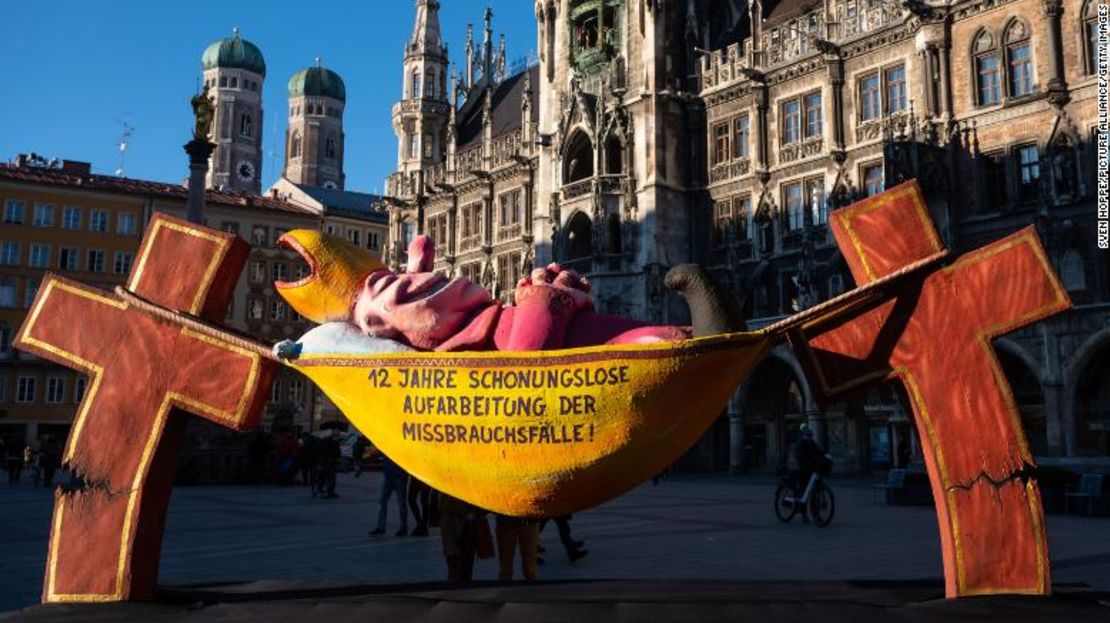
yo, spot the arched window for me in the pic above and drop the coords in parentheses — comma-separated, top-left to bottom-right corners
(325, 136, 337, 160)
(566, 212, 593, 260)
(411, 70, 422, 99)
(425, 70, 436, 98)
(1061, 249, 1087, 292)
(291, 132, 302, 159)
(1004, 20, 1033, 97)
(1083, 1, 1099, 75)
(239, 112, 253, 138)
(973, 29, 1001, 106)
(563, 132, 595, 183)
(605, 135, 623, 174)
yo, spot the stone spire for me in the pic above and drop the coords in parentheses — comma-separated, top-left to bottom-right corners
(410, 0, 444, 54)
(483, 7, 494, 83)
(465, 23, 475, 88)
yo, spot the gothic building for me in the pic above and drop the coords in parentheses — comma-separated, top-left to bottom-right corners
(385, 0, 1108, 473)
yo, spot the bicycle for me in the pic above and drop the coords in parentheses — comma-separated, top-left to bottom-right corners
(774, 469, 835, 527)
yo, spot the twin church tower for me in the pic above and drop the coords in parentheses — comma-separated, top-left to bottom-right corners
(198, 28, 346, 193)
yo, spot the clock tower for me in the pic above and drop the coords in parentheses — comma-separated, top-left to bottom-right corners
(200, 28, 265, 193)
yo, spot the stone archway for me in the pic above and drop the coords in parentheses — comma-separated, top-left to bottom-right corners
(1071, 336, 1110, 456)
(738, 353, 809, 472)
(994, 341, 1048, 457)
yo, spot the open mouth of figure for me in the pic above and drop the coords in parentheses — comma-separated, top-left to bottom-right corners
(274, 233, 318, 290)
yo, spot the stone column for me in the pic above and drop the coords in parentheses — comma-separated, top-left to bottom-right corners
(938, 43, 952, 118)
(184, 140, 215, 224)
(827, 58, 846, 151)
(1042, 0, 1069, 103)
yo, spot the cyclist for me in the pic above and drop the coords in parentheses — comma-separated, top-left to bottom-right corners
(794, 424, 828, 522)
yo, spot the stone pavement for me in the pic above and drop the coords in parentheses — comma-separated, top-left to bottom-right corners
(2, 472, 1109, 612)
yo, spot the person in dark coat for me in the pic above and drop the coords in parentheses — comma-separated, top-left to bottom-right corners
(370, 453, 408, 535)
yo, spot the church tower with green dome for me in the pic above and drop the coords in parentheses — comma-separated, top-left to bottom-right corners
(284, 60, 346, 190)
(200, 28, 265, 193)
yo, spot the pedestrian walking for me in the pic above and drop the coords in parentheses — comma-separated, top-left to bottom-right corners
(540, 515, 588, 562)
(370, 453, 408, 536)
(299, 433, 318, 490)
(407, 473, 431, 536)
(352, 436, 369, 477)
(318, 431, 340, 499)
(495, 515, 539, 581)
(436, 490, 486, 581)
(39, 436, 59, 488)
(25, 445, 40, 487)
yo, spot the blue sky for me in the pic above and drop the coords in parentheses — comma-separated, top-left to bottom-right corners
(0, 1, 536, 194)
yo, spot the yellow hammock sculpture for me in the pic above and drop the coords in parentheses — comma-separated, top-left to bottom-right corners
(277, 251, 935, 518)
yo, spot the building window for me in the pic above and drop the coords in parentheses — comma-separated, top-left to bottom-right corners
(733, 115, 751, 159)
(114, 251, 133, 275)
(16, 376, 35, 404)
(975, 30, 1002, 106)
(0, 280, 14, 308)
(411, 70, 422, 99)
(62, 206, 81, 229)
(862, 164, 884, 197)
(1, 242, 20, 265)
(499, 190, 522, 226)
(496, 252, 523, 295)
(347, 229, 361, 247)
(428, 215, 447, 251)
(781, 99, 801, 145)
(807, 177, 827, 225)
(239, 112, 253, 137)
(59, 247, 78, 270)
(4, 200, 24, 225)
(74, 377, 87, 402)
(29, 244, 50, 268)
(222, 221, 240, 234)
(1016, 144, 1041, 202)
(783, 182, 805, 231)
(248, 298, 264, 321)
(885, 65, 906, 113)
(982, 152, 1008, 209)
(117, 212, 137, 235)
(291, 132, 302, 158)
(87, 249, 105, 273)
(33, 204, 54, 227)
(714, 200, 733, 245)
(804, 92, 823, 139)
(46, 377, 65, 404)
(713, 122, 731, 164)
(859, 73, 881, 121)
(271, 262, 288, 282)
(1005, 21, 1033, 97)
(461, 203, 482, 238)
(408, 134, 419, 160)
(325, 136, 337, 160)
(367, 231, 380, 251)
(270, 299, 286, 321)
(251, 226, 269, 247)
(735, 195, 751, 240)
(0, 325, 10, 358)
(230, 77, 238, 89)
(24, 279, 38, 308)
(90, 209, 109, 233)
(289, 378, 304, 402)
(1085, 1, 1099, 75)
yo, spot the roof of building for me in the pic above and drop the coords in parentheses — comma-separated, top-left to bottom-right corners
(457, 65, 540, 153)
(0, 163, 316, 217)
(763, 0, 823, 25)
(288, 64, 346, 102)
(202, 29, 266, 76)
(291, 183, 388, 223)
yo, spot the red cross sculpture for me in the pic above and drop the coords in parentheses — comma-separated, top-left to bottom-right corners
(788, 181, 1071, 597)
(15, 213, 276, 603)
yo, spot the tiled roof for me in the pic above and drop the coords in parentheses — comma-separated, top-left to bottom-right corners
(292, 183, 388, 223)
(0, 163, 317, 216)
(457, 65, 540, 152)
